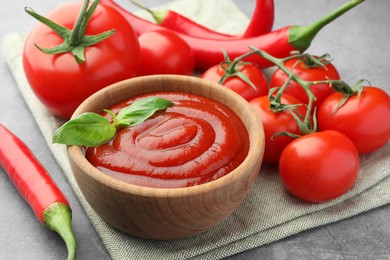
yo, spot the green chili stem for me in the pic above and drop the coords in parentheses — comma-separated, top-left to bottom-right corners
(289, 0, 365, 52)
(129, 0, 166, 24)
(43, 203, 76, 260)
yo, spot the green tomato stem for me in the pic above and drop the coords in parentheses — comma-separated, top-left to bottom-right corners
(271, 57, 302, 104)
(25, 0, 115, 64)
(217, 50, 258, 91)
(69, 0, 90, 46)
(249, 47, 315, 119)
(242, 46, 355, 135)
(270, 72, 295, 106)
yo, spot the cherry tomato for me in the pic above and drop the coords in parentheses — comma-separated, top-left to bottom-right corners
(23, 2, 140, 119)
(137, 30, 195, 76)
(270, 56, 340, 108)
(249, 95, 307, 164)
(318, 86, 390, 154)
(279, 130, 359, 202)
(201, 63, 268, 101)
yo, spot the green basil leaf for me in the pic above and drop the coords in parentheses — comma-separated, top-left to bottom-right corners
(52, 112, 116, 147)
(116, 97, 173, 127)
(52, 97, 173, 147)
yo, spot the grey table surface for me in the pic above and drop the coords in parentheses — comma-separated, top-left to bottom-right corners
(1, 0, 389, 259)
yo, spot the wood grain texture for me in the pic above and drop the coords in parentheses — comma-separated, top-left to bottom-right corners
(67, 75, 265, 240)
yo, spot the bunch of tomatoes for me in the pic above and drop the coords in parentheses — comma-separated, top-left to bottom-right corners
(22, 0, 390, 203)
(205, 49, 390, 203)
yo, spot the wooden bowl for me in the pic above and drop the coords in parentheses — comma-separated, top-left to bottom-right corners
(67, 75, 265, 240)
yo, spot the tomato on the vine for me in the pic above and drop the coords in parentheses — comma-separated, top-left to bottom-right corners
(249, 94, 307, 164)
(318, 86, 390, 154)
(270, 56, 340, 108)
(279, 130, 359, 202)
(137, 29, 195, 76)
(201, 63, 268, 101)
(23, 1, 140, 119)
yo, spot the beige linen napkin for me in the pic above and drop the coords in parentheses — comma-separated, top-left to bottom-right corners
(2, 0, 390, 259)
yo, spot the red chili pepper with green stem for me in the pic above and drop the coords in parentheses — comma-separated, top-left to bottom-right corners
(0, 124, 76, 260)
(185, 0, 365, 70)
(125, 0, 274, 39)
(101, 0, 364, 70)
(125, 0, 234, 39)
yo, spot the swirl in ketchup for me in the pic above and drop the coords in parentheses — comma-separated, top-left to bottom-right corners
(85, 92, 249, 188)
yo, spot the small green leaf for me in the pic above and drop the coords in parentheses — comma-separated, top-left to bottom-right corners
(330, 80, 355, 95)
(52, 112, 116, 147)
(52, 97, 173, 147)
(115, 97, 173, 127)
(352, 79, 369, 98)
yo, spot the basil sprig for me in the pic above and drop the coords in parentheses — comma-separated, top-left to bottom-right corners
(52, 97, 173, 147)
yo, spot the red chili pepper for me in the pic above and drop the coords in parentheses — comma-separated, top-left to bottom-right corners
(124, 0, 234, 39)
(99, 0, 154, 36)
(103, 0, 364, 70)
(122, 0, 274, 39)
(0, 124, 76, 260)
(242, 0, 274, 37)
(147, 11, 234, 39)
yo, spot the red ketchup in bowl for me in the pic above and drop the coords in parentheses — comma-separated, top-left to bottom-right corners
(85, 92, 249, 188)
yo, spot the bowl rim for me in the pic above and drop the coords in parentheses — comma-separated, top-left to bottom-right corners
(68, 74, 264, 198)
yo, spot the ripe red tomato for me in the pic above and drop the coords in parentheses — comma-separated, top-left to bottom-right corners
(270, 56, 340, 108)
(137, 30, 195, 76)
(279, 130, 359, 202)
(249, 95, 307, 164)
(201, 63, 268, 101)
(318, 86, 390, 154)
(23, 2, 140, 119)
